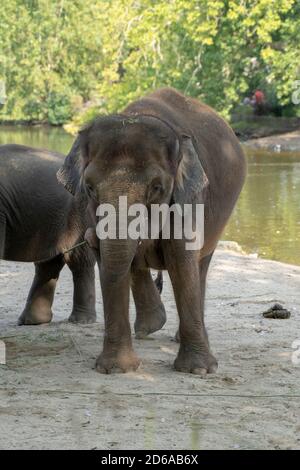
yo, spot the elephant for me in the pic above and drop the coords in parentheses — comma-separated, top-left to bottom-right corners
(0, 144, 96, 325)
(58, 87, 247, 375)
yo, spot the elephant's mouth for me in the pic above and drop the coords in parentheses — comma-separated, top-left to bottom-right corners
(84, 227, 99, 250)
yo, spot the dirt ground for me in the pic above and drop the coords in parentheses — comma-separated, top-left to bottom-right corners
(0, 247, 299, 450)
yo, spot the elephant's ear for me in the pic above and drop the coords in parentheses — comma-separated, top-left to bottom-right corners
(57, 137, 82, 195)
(172, 135, 209, 206)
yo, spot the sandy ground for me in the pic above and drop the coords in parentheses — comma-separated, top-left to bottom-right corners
(0, 247, 299, 450)
(244, 129, 300, 152)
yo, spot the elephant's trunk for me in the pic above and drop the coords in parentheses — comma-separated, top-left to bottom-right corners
(100, 237, 138, 281)
(97, 183, 142, 281)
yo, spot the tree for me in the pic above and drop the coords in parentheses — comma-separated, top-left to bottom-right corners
(0, 0, 299, 128)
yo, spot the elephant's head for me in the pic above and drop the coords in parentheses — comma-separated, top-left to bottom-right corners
(57, 114, 208, 278)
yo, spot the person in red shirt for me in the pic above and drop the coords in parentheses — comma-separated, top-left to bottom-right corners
(253, 89, 266, 115)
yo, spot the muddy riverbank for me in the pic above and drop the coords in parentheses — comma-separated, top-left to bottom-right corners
(244, 130, 300, 152)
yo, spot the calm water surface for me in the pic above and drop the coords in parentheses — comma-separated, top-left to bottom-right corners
(1, 125, 299, 265)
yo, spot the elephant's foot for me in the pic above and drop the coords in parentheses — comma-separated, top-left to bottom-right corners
(68, 308, 97, 324)
(135, 304, 167, 339)
(18, 306, 53, 326)
(174, 344, 218, 376)
(96, 347, 141, 374)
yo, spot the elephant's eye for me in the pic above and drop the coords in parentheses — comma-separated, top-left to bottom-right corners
(152, 183, 163, 193)
(151, 180, 163, 195)
(85, 183, 96, 199)
(147, 179, 164, 204)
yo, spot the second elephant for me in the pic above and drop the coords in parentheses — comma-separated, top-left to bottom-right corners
(0, 144, 96, 325)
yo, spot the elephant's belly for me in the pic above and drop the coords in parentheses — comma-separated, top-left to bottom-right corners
(4, 242, 59, 263)
(144, 251, 165, 270)
(3, 226, 60, 263)
(135, 240, 166, 270)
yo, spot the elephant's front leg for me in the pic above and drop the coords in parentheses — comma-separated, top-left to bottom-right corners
(96, 269, 140, 374)
(165, 244, 217, 375)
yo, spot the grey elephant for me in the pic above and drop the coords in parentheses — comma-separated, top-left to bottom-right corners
(58, 87, 247, 375)
(0, 144, 96, 325)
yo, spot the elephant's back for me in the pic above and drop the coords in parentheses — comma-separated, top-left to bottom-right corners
(125, 88, 247, 255)
(0, 144, 69, 212)
(0, 144, 63, 178)
(126, 87, 246, 198)
(126, 88, 245, 174)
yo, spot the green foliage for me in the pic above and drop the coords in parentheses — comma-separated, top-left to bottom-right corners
(0, 0, 299, 129)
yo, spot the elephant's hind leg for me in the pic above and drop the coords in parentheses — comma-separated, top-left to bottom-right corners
(0, 211, 6, 259)
(132, 268, 166, 339)
(18, 256, 65, 325)
(67, 246, 97, 324)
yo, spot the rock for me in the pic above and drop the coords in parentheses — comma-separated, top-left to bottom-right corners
(218, 240, 245, 254)
(262, 304, 291, 319)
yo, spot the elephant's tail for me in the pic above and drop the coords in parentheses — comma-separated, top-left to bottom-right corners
(155, 270, 163, 294)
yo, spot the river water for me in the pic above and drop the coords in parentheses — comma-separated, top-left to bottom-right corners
(1, 125, 299, 265)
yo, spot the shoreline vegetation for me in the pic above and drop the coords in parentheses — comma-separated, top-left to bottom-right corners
(1, 2, 300, 131)
(234, 115, 300, 151)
